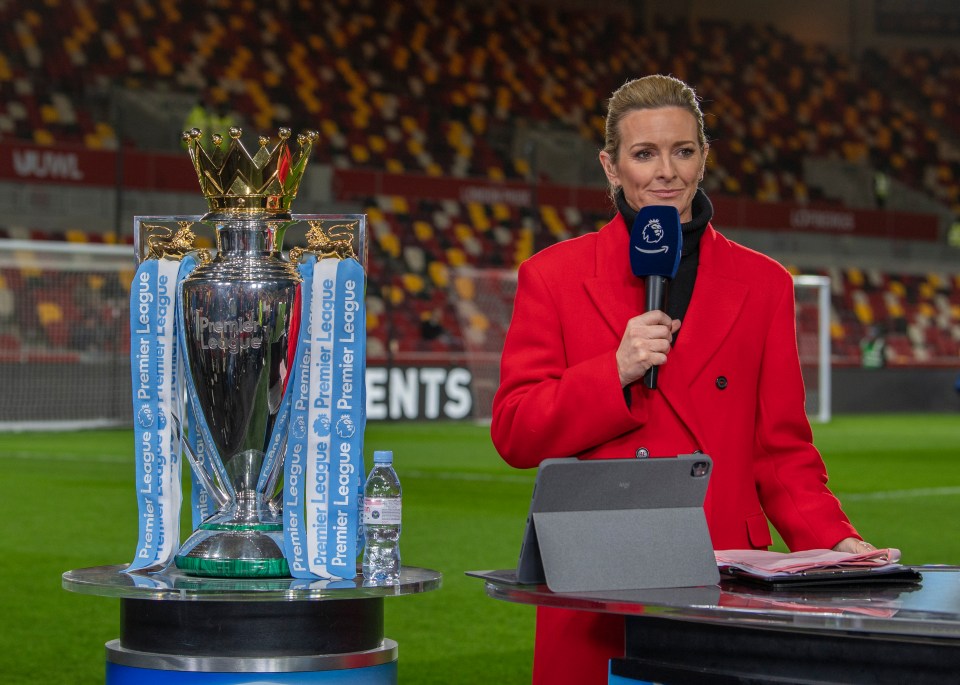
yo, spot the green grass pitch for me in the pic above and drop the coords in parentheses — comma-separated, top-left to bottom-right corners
(1, 415, 958, 684)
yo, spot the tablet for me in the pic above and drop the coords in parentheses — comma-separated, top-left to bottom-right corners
(515, 455, 720, 593)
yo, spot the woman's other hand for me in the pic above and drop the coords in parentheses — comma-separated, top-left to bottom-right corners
(832, 537, 877, 554)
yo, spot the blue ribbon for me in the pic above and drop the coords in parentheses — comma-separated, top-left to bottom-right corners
(127, 257, 190, 572)
(284, 255, 316, 577)
(186, 400, 213, 529)
(328, 258, 366, 577)
(256, 333, 295, 495)
(284, 257, 366, 580)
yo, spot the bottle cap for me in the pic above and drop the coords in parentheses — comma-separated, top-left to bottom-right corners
(373, 450, 393, 464)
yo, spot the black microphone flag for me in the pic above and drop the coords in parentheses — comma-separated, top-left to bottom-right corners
(629, 206, 682, 389)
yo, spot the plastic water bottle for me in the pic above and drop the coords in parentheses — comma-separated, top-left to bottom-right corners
(362, 450, 402, 583)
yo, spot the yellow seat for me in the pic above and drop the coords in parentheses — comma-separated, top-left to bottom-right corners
(390, 196, 410, 214)
(469, 311, 490, 333)
(37, 301, 63, 325)
(40, 104, 58, 124)
(467, 204, 490, 233)
(428, 261, 449, 288)
(34, 129, 55, 145)
(378, 232, 401, 259)
(410, 220, 432, 242)
(453, 275, 476, 301)
(446, 247, 468, 268)
(401, 273, 425, 295)
(351, 144, 370, 163)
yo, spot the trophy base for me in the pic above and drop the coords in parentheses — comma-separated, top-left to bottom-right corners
(175, 525, 290, 578)
(174, 555, 290, 578)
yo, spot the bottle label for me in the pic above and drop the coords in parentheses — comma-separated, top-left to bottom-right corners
(364, 497, 401, 525)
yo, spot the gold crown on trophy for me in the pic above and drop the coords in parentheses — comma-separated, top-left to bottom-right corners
(182, 127, 319, 214)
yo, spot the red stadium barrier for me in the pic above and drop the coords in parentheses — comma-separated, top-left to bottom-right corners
(0, 141, 939, 242)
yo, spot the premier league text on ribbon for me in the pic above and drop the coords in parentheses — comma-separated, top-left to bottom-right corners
(285, 257, 365, 580)
(129, 258, 184, 571)
(135, 266, 168, 562)
(284, 258, 314, 575)
(330, 266, 362, 571)
(310, 269, 336, 574)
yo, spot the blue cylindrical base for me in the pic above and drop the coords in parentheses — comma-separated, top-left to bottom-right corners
(106, 662, 396, 684)
(105, 639, 398, 685)
(607, 676, 653, 685)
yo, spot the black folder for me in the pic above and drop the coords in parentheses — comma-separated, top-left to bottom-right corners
(721, 564, 922, 590)
(515, 455, 720, 593)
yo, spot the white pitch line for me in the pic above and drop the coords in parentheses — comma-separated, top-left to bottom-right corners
(2, 452, 953, 497)
(0, 451, 129, 464)
(841, 486, 960, 501)
(0, 453, 534, 484)
(402, 469, 534, 484)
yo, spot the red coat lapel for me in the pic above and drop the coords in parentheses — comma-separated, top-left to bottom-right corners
(583, 216, 645, 338)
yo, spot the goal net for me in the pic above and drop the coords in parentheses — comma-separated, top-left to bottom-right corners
(450, 269, 832, 424)
(449, 267, 518, 422)
(0, 240, 135, 431)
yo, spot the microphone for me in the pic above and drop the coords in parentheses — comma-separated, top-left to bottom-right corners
(629, 205, 682, 389)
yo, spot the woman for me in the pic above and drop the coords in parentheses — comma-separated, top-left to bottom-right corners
(490, 75, 874, 685)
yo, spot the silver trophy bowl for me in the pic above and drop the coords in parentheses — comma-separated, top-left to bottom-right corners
(174, 215, 300, 577)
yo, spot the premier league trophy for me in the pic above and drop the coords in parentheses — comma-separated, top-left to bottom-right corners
(127, 126, 366, 581)
(169, 127, 314, 577)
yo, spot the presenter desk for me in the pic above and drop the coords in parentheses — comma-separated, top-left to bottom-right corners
(472, 567, 960, 684)
(64, 564, 441, 685)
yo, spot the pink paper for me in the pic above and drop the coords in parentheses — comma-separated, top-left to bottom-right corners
(715, 548, 901, 577)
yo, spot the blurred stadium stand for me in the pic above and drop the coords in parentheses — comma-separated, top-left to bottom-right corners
(1, 0, 959, 419)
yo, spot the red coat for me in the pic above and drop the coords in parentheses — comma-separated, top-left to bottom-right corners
(491, 215, 858, 685)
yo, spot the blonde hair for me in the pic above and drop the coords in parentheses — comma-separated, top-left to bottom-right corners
(603, 74, 707, 164)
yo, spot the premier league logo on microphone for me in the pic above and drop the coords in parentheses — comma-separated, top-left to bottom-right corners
(630, 206, 682, 278)
(637, 218, 667, 253)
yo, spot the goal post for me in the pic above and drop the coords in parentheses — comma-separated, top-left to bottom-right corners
(794, 274, 832, 424)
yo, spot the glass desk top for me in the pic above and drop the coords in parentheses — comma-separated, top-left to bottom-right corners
(64, 564, 441, 602)
(470, 566, 960, 641)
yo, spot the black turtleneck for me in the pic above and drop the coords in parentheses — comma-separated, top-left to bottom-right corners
(615, 187, 713, 327)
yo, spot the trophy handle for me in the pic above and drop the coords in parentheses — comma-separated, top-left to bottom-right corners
(262, 434, 286, 515)
(171, 412, 230, 510)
